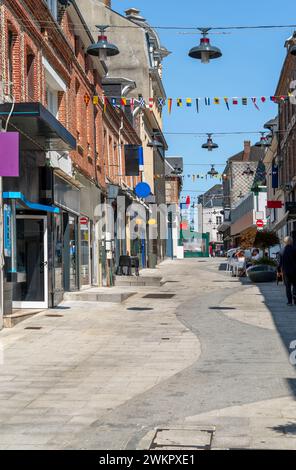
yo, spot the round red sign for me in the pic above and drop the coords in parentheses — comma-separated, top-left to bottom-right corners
(256, 220, 264, 228)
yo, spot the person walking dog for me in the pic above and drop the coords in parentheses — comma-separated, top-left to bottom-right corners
(279, 236, 296, 306)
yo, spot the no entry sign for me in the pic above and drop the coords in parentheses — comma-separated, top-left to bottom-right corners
(256, 219, 264, 228)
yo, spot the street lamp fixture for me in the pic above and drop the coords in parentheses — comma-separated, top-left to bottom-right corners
(189, 28, 222, 64)
(207, 164, 219, 177)
(242, 165, 254, 177)
(255, 132, 271, 148)
(202, 134, 219, 151)
(290, 44, 296, 56)
(87, 25, 120, 61)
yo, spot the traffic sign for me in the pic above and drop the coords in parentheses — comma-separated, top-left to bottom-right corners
(256, 220, 264, 228)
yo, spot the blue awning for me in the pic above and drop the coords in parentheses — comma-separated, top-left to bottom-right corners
(3, 192, 60, 214)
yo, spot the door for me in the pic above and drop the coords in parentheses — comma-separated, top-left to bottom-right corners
(13, 216, 48, 309)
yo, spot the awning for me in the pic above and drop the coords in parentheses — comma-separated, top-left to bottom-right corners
(0, 102, 76, 151)
(217, 222, 231, 232)
(3, 192, 60, 214)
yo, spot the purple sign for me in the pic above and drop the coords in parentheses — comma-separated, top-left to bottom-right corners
(0, 132, 19, 177)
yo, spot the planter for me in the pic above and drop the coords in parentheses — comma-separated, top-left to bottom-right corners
(246, 264, 277, 283)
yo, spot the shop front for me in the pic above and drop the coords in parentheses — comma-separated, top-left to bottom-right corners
(0, 101, 76, 312)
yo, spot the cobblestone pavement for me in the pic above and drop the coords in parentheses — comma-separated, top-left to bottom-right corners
(0, 258, 296, 449)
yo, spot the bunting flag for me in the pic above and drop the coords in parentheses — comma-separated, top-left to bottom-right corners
(158, 97, 165, 108)
(196, 98, 199, 113)
(251, 97, 260, 111)
(139, 97, 146, 108)
(92, 94, 288, 115)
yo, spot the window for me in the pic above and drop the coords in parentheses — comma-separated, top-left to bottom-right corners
(8, 30, 14, 95)
(46, 0, 57, 19)
(26, 53, 35, 100)
(216, 216, 222, 225)
(46, 85, 58, 118)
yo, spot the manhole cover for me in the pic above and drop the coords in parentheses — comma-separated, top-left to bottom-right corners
(143, 294, 175, 299)
(150, 426, 215, 450)
(127, 307, 154, 311)
(25, 326, 42, 330)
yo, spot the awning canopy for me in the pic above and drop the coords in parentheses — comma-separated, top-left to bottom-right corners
(3, 192, 60, 214)
(0, 102, 76, 152)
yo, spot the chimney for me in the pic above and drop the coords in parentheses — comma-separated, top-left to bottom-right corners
(125, 8, 146, 22)
(243, 140, 251, 161)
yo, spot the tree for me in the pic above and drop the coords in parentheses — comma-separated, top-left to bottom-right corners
(239, 228, 257, 249)
(254, 230, 280, 251)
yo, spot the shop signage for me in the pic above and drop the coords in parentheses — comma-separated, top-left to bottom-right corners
(134, 182, 151, 199)
(267, 200, 283, 209)
(4, 204, 12, 257)
(0, 132, 19, 177)
(272, 164, 279, 189)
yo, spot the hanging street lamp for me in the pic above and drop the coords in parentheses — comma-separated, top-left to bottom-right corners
(242, 165, 255, 177)
(207, 165, 219, 177)
(255, 132, 271, 148)
(202, 134, 219, 151)
(189, 28, 222, 64)
(289, 44, 296, 56)
(87, 25, 120, 61)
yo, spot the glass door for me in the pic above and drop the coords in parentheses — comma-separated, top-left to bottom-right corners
(13, 216, 48, 309)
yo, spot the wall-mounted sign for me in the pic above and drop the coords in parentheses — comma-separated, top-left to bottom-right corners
(267, 200, 283, 209)
(4, 204, 12, 257)
(0, 132, 19, 177)
(134, 182, 151, 199)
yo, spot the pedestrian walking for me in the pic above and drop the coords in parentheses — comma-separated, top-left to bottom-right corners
(279, 236, 296, 306)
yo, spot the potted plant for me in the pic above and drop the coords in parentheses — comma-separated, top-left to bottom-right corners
(246, 230, 279, 283)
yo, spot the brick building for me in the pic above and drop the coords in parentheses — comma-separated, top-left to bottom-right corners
(274, 32, 296, 242)
(0, 0, 142, 321)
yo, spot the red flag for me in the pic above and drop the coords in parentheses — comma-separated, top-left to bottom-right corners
(149, 98, 154, 111)
(130, 98, 135, 113)
(232, 98, 238, 105)
(261, 97, 266, 103)
(251, 97, 260, 111)
(186, 196, 190, 207)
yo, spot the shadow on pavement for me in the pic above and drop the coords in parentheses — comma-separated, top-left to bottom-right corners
(240, 276, 296, 397)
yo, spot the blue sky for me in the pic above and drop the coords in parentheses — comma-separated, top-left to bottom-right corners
(112, 0, 293, 201)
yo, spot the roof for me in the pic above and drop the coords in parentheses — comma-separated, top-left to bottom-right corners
(228, 145, 265, 163)
(165, 157, 183, 176)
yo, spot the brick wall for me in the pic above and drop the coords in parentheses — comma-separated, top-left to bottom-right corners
(1, 1, 141, 193)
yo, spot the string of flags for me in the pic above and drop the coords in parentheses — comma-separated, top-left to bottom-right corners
(153, 173, 224, 180)
(91, 94, 292, 113)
